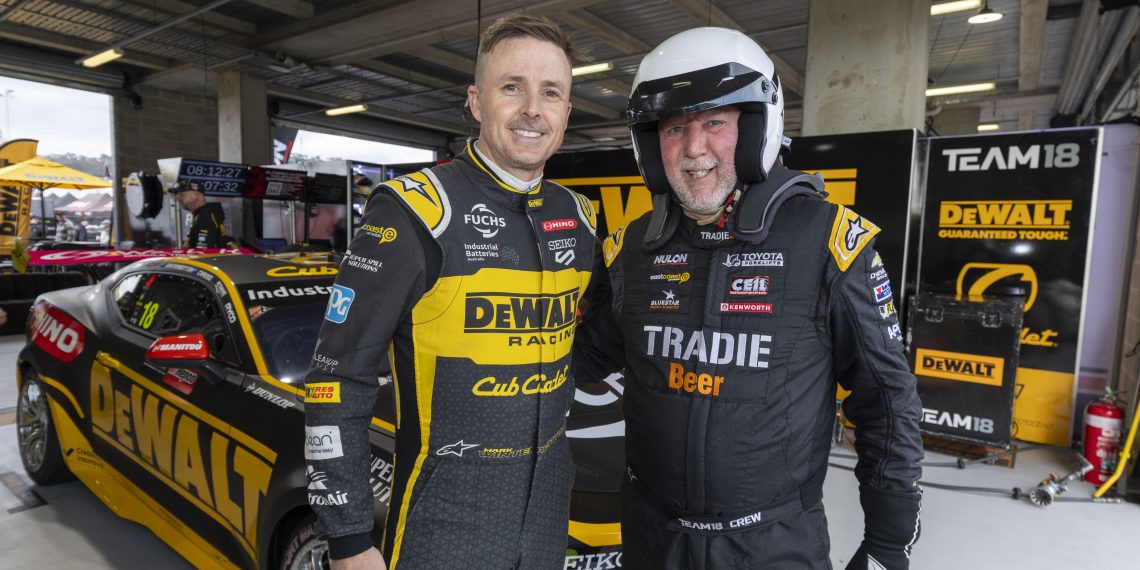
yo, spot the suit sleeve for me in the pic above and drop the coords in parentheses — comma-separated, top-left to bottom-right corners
(572, 235, 628, 386)
(830, 243, 923, 568)
(303, 189, 432, 559)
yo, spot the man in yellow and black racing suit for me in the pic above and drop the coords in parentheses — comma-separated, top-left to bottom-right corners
(302, 15, 597, 569)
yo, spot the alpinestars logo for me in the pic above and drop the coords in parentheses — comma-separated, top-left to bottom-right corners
(437, 440, 480, 457)
(845, 217, 869, 251)
(464, 203, 506, 238)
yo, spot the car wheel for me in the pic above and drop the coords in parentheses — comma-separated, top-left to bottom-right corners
(278, 513, 330, 570)
(17, 369, 74, 485)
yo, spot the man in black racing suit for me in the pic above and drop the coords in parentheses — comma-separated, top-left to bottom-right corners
(303, 15, 597, 570)
(174, 181, 238, 248)
(572, 27, 924, 569)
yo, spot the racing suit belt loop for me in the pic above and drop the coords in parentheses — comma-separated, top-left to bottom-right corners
(629, 466, 824, 536)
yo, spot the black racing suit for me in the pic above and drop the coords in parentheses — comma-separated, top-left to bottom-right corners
(185, 202, 237, 248)
(573, 189, 923, 569)
(303, 144, 598, 568)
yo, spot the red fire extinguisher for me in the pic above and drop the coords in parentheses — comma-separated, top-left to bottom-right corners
(1083, 389, 1126, 484)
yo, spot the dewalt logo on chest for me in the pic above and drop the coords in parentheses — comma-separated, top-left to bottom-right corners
(464, 288, 579, 346)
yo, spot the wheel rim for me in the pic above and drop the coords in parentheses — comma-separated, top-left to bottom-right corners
(17, 375, 50, 472)
(289, 537, 329, 570)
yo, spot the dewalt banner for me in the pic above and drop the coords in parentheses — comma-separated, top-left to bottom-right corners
(919, 129, 1100, 445)
(0, 138, 38, 256)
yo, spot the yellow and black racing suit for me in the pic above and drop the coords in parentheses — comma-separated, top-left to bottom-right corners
(303, 144, 597, 568)
(185, 202, 237, 248)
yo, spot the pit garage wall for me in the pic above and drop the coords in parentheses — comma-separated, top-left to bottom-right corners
(111, 86, 219, 245)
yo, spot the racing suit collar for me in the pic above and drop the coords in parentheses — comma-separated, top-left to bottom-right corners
(467, 140, 543, 195)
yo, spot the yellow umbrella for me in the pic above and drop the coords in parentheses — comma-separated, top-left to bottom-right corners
(0, 156, 111, 238)
(0, 155, 110, 189)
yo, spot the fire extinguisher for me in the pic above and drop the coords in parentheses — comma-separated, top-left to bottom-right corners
(1083, 389, 1126, 485)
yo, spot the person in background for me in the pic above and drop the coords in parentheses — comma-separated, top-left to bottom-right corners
(173, 181, 238, 248)
(53, 212, 75, 241)
(75, 220, 89, 241)
(28, 215, 43, 239)
(98, 220, 112, 247)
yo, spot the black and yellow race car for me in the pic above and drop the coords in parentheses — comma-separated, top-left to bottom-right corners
(15, 253, 624, 569)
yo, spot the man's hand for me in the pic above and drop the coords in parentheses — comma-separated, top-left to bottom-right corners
(845, 543, 907, 570)
(332, 547, 387, 570)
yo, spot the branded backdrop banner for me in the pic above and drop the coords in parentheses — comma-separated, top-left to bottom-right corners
(0, 138, 38, 256)
(919, 128, 1100, 445)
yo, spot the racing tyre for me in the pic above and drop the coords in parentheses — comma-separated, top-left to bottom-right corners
(17, 370, 73, 485)
(277, 512, 330, 570)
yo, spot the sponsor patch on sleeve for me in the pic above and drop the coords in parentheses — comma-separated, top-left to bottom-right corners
(828, 206, 880, 272)
(305, 382, 341, 403)
(305, 425, 344, 460)
(380, 169, 451, 237)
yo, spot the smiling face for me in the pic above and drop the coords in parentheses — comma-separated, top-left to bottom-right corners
(658, 106, 741, 215)
(467, 36, 573, 181)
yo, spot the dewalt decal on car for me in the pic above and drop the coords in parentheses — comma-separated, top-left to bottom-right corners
(90, 355, 274, 555)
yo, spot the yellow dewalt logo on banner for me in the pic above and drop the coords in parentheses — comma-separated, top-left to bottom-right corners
(549, 176, 650, 237)
(915, 348, 1004, 386)
(956, 263, 1038, 311)
(938, 200, 1072, 241)
(804, 168, 856, 205)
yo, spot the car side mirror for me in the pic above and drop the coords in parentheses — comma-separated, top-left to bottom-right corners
(146, 333, 226, 385)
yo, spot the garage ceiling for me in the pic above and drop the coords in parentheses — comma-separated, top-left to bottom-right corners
(0, 0, 1134, 151)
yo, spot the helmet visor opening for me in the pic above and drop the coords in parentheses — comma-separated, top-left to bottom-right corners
(627, 63, 776, 125)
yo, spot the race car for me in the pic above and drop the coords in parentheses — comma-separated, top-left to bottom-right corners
(15, 253, 624, 569)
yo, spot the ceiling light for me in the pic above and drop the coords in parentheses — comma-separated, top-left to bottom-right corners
(977, 123, 1000, 132)
(931, 1, 980, 16)
(80, 48, 124, 68)
(572, 62, 613, 77)
(325, 103, 368, 116)
(968, 2, 1004, 24)
(926, 82, 996, 97)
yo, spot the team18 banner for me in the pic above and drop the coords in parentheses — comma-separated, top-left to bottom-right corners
(919, 128, 1100, 445)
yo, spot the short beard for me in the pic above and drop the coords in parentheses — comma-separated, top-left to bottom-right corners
(665, 160, 736, 214)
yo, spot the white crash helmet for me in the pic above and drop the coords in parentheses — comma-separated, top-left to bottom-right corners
(628, 27, 785, 195)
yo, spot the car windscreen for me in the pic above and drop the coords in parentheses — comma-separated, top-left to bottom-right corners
(240, 281, 332, 382)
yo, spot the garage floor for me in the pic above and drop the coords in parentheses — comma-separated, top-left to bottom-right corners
(0, 333, 1137, 569)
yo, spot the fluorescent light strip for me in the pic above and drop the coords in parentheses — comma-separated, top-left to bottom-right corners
(325, 103, 368, 116)
(572, 62, 613, 77)
(926, 82, 995, 97)
(81, 48, 124, 68)
(931, 1, 980, 15)
(977, 123, 1000, 132)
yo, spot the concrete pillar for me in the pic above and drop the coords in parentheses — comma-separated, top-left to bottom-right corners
(802, 0, 929, 135)
(1018, 110, 1036, 131)
(931, 107, 982, 136)
(217, 72, 270, 242)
